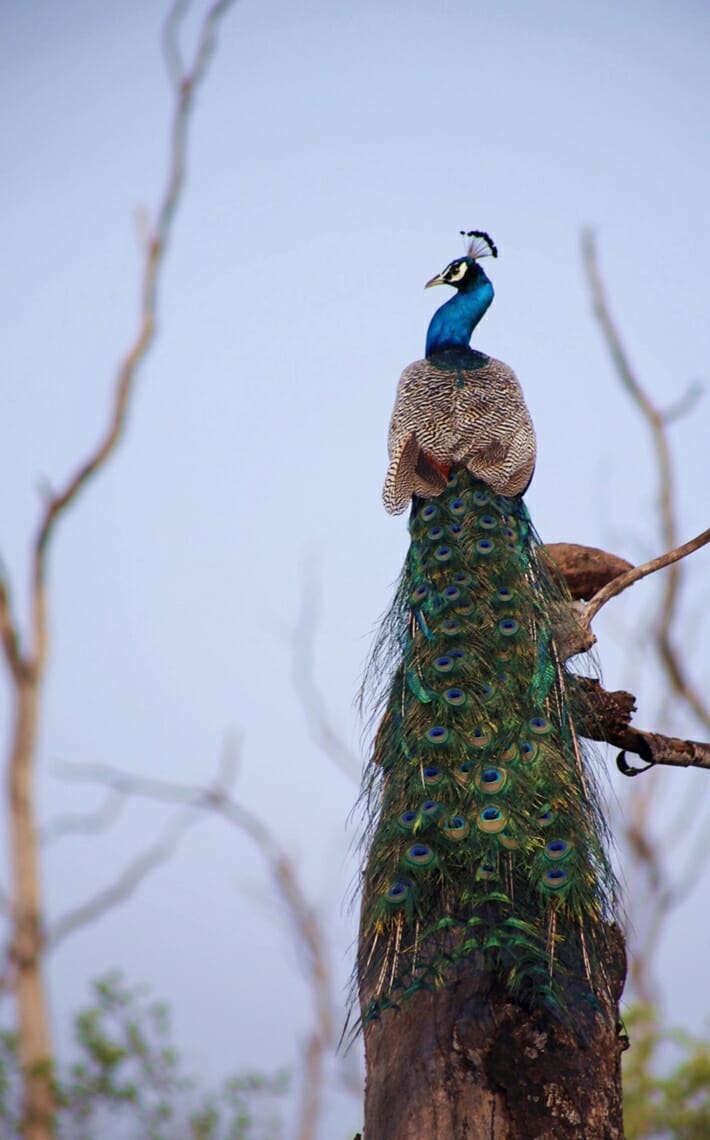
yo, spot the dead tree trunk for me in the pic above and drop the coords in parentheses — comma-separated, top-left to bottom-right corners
(362, 936, 626, 1139)
(359, 542, 710, 1138)
(7, 677, 54, 1140)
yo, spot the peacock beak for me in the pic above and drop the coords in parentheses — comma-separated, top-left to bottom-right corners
(424, 272, 447, 289)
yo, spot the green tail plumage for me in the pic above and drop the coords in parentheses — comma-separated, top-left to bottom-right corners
(357, 469, 617, 1025)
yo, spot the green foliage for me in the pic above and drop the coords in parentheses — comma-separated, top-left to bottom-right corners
(0, 974, 288, 1139)
(0, 1029, 22, 1131)
(624, 1004, 710, 1139)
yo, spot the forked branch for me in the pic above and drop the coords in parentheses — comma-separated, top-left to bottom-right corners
(582, 230, 710, 1002)
(29, 0, 238, 678)
(46, 808, 202, 950)
(579, 526, 710, 630)
(582, 231, 710, 731)
(58, 752, 333, 1140)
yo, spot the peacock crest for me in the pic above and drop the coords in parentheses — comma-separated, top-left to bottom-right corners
(460, 229, 498, 259)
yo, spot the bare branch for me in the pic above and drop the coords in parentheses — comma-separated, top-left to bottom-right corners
(58, 760, 214, 808)
(617, 734, 710, 773)
(583, 230, 710, 1004)
(0, 569, 25, 683)
(29, 0, 238, 676)
(275, 564, 360, 783)
(580, 526, 710, 629)
(555, 676, 710, 773)
(657, 820, 710, 915)
(662, 380, 704, 425)
(583, 229, 710, 731)
(582, 230, 676, 535)
(162, 0, 190, 89)
(39, 789, 125, 846)
(59, 762, 327, 975)
(58, 757, 334, 1138)
(46, 808, 201, 951)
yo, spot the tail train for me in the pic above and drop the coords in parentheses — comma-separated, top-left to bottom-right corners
(358, 469, 616, 1025)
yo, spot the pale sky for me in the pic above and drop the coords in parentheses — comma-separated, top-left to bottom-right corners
(2, 1, 710, 1135)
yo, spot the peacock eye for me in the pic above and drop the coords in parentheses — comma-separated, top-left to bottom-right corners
(445, 260, 468, 283)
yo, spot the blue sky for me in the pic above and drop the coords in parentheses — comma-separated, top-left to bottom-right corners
(2, 1, 710, 1134)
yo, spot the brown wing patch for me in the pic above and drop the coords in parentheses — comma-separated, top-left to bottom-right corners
(414, 451, 449, 496)
(474, 439, 508, 464)
(383, 432, 420, 514)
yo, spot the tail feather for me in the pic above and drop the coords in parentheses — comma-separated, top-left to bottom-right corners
(357, 469, 617, 1026)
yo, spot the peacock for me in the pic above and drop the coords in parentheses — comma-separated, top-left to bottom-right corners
(357, 232, 617, 1030)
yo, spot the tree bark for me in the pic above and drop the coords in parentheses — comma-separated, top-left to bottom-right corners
(7, 677, 55, 1139)
(362, 932, 626, 1139)
(543, 542, 633, 601)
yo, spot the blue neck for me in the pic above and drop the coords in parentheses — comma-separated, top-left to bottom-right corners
(425, 275, 494, 357)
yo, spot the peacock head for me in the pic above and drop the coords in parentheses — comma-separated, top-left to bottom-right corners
(425, 230, 498, 293)
(424, 231, 498, 355)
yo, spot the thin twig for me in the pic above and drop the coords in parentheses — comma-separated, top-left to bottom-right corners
(0, 572, 25, 682)
(39, 789, 125, 846)
(46, 807, 201, 951)
(581, 526, 710, 629)
(274, 563, 361, 783)
(162, 0, 190, 89)
(662, 381, 703, 425)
